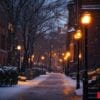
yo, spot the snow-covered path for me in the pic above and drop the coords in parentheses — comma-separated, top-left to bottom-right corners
(0, 74, 49, 100)
(0, 73, 82, 100)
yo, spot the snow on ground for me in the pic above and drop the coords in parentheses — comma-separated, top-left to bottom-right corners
(63, 74, 83, 96)
(0, 72, 83, 99)
(75, 88, 83, 96)
(63, 75, 76, 87)
(18, 74, 49, 87)
(0, 74, 49, 99)
(75, 81, 83, 96)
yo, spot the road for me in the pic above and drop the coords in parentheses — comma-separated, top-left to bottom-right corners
(4, 73, 82, 100)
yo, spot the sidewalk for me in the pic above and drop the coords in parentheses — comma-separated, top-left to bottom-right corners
(63, 74, 83, 100)
(0, 74, 49, 100)
(0, 73, 83, 100)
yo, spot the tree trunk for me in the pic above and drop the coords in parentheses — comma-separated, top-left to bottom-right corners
(22, 48, 29, 71)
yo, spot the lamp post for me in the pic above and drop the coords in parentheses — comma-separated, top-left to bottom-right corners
(49, 44, 53, 71)
(64, 51, 71, 76)
(41, 56, 45, 63)
(17, 45, 21, 73)
(31, 54, 35, 62)
(30, 54, 34, 67)
(81, 12, 92, 100)
(74, 29, 82, 89)
(41, 56, 45, 72)
(61, 53, 65, 73)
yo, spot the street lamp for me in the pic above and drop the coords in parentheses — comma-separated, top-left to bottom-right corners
(41, 56, 45, 61)
(79, 53, 82, 60)
(17, 45, 21, 51)
(31, 54, 35, 62)
(61, 53, 65, 73)
(74, 29, 82, 89)
(62, 53, 65, 56)
(17, 45, 22, 73)
(41, 56, 45, 72)
(59, 59, 63, 63)
(49, 44, 53, 71)
(64, 51, 71, 76)
(81, 12, 92, 100)
(81, 13, 91, 25)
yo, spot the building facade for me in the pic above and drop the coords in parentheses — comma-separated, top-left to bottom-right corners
(81, 0, 100, 67)
(67, 0, 100, 70)
(0, 8, 8, 65)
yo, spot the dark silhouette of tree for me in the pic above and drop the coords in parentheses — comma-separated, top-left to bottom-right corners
(0, 0, 68, 69)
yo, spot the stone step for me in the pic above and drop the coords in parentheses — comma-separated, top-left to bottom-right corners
(88, 86, 97, 91)
(88, 92, 96, 96)
(88, 87, 97, 99)
(88, 97, 97, 100)
(88, 89, 97, 93)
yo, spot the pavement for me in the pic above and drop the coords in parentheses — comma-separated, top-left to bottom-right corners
(0, 73, 82, 100)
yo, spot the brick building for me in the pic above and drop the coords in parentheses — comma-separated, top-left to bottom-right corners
(81, 0, 100, 67)
(67, 0, 100, 70)
(0, 8, 8, 65)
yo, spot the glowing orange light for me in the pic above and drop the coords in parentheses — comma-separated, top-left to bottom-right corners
(79, 53, 82, 59)
(17, 45, 21, 50)
(74, 29, 82, 40)
(59, 59, 63, 63)
(53, 53, 57, 57)
(32, 54, 34, 59)
(64, 51, 70, 61)
(81, 12, 92, 25)
(41, 56, 45, 60)
(62, 53, 65, 56)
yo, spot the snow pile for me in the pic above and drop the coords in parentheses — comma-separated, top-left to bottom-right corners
(63, 74, 83, 96)
(18, 74, 49, 87)
(75, 88, 83, 96)
(63, 75, 76, 87)
(0, 74, 49, 99)
(75, 80, 83, 96)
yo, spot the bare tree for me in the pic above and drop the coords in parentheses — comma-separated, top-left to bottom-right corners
(19, 0, 68, 68)
(0, 0, 30, 66)
(0, 0, 68, 68)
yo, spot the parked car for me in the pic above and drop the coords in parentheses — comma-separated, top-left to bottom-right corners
(18, 75, 27, 81)
(32, 67, 47, 78)
(0, 68, 5, 86)
(0, 66, 19, 86)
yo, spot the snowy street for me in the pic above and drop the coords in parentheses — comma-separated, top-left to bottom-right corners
(0, 0, 99, 100)
(0, 73, 82, 100)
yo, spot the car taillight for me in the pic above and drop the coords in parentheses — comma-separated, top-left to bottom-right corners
(97, 92, 100, 99)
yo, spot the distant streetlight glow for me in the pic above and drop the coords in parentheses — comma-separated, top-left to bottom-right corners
(74, 29, 82, 40)
(64, 51, 70, 76)
(66, 52, 70, 57)
(79, 53, 82, 59)
(62, 53, 65, 56)
(41, 56, 45, 60)
(53, 53, 57, 57)
(59, 59, 63, 63)
(17, 45, 21, 73)
(32, 54, 34, 59)
(31, 54, 35, 62)
(17, 45, 21, 51)
(64, 51, 70, 61)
